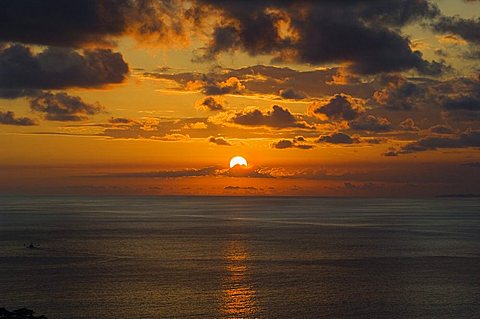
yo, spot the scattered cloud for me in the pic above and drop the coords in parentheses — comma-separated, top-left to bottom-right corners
(29, 92, 103, 121)
(202, 77, 245, 95)
(0, 111, 36, 126)
(429, 124, 454, 134)
(350, 115, 393, 132)
(400, 118, 420, 131)
(208, 136, 231, 146)
(400, 129, 480, 153)
(310, 94, 363, 121)
(229, 105, 314, 129)
(195, 96, 226, 111)
(316, 132, 360, 145)
(272, 136, 314, 149)
(279, 88, 307, 100)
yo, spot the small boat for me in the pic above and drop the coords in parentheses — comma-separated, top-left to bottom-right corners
(25, 243, 39, 249)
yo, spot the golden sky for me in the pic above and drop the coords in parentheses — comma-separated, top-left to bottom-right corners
(0, 0, 479, 196)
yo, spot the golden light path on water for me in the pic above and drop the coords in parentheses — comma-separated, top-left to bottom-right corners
(222, 240, 258, 318)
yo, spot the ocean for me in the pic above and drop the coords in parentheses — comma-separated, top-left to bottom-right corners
(0, 196, 479, 318)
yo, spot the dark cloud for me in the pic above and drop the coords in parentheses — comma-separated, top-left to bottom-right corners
(0, 0, 189, 47)
(0, 88, 40, 99)
(231, 105, 313, 129)
(0, 111, 36, 126)
(439, 82, 480, 123)
(272, 137, 314, 149)
(202, 77, 245, 95)
(146, 65, 375, 99)
(196, 96, 225, 111)
(432, 16, 480, 45)
(373, 74, 426, 110)
(383, 148, 399, 157)
(429, 125, 454, 134)
(0, 44, 128, 94)
(30, 92, 103, 121)
(400, 129, 480, 153)
(310, 94, 363, 121)
(400, 118, 420, 131)
(316, 132, 359, 144)
(443, 95, 480, 111)
(208, 136, 231, 146)
(279, 88, 307, 100)
(197, 0, 445, 75)
(350, 115, 393, 132)
(109, 117, 135, 124)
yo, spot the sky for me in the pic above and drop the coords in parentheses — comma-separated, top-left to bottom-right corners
(0, 0, 479, 197)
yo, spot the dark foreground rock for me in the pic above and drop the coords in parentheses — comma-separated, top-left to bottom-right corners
(0, 308, 47, 319)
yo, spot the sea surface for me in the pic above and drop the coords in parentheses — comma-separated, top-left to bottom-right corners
(0, 196, 479, 319)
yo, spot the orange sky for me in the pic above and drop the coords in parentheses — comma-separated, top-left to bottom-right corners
(0, 0, 479, 196)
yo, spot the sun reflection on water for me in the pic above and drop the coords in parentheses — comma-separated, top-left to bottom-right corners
(221, 240, 258, 319)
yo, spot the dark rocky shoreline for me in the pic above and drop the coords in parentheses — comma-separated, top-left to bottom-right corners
(0, 308, 47, 319)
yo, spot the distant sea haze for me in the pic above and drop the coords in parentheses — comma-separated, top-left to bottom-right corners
(1, 196, 479, 319)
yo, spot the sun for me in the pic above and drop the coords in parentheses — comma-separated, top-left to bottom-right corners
(230, 156, 248, 168)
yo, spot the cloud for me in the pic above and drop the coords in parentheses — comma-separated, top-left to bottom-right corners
(344, 182, 384, 191)
(145, 65, 375, 99)
(442, 95, 480, 111)
(373, 74, 426, 110)
(230, 105, 313, 129)
(432, 15, 480, 46)
(0, 44, 128, 95)
(400, 118, 420, 131)
(195, 96, 225, 111)
(109, 117, 135, 125)
(208, 136, 231, 146)
(279, 88, 307, 100)
(98, 167, 219, 178)
(429, 125, 454, 134)
(350, 115, 393, 133)
(316, 132, 360, 144)
(93, 165, 275, 179)
(440, 83, 480, 122)
(202, 77, 245, 95)
(0, 88, 41, 99)
(0, 111, 36, 126)
(29, 92, 103, 121)
(196, 0, 446, 75)
(383, 148, 399, 157)
(0, 0, 191, 48)
(271, 136, 314, 149)
(224, 186, 258, 191)
(152, 133, 190, 141)
(310, 94, 363, 121)
(400, 129, 480, 153)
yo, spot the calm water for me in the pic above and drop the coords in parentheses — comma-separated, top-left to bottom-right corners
(0, 196, 479, 319)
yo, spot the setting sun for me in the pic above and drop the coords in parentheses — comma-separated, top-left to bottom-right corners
(230, 156, 248, 168)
